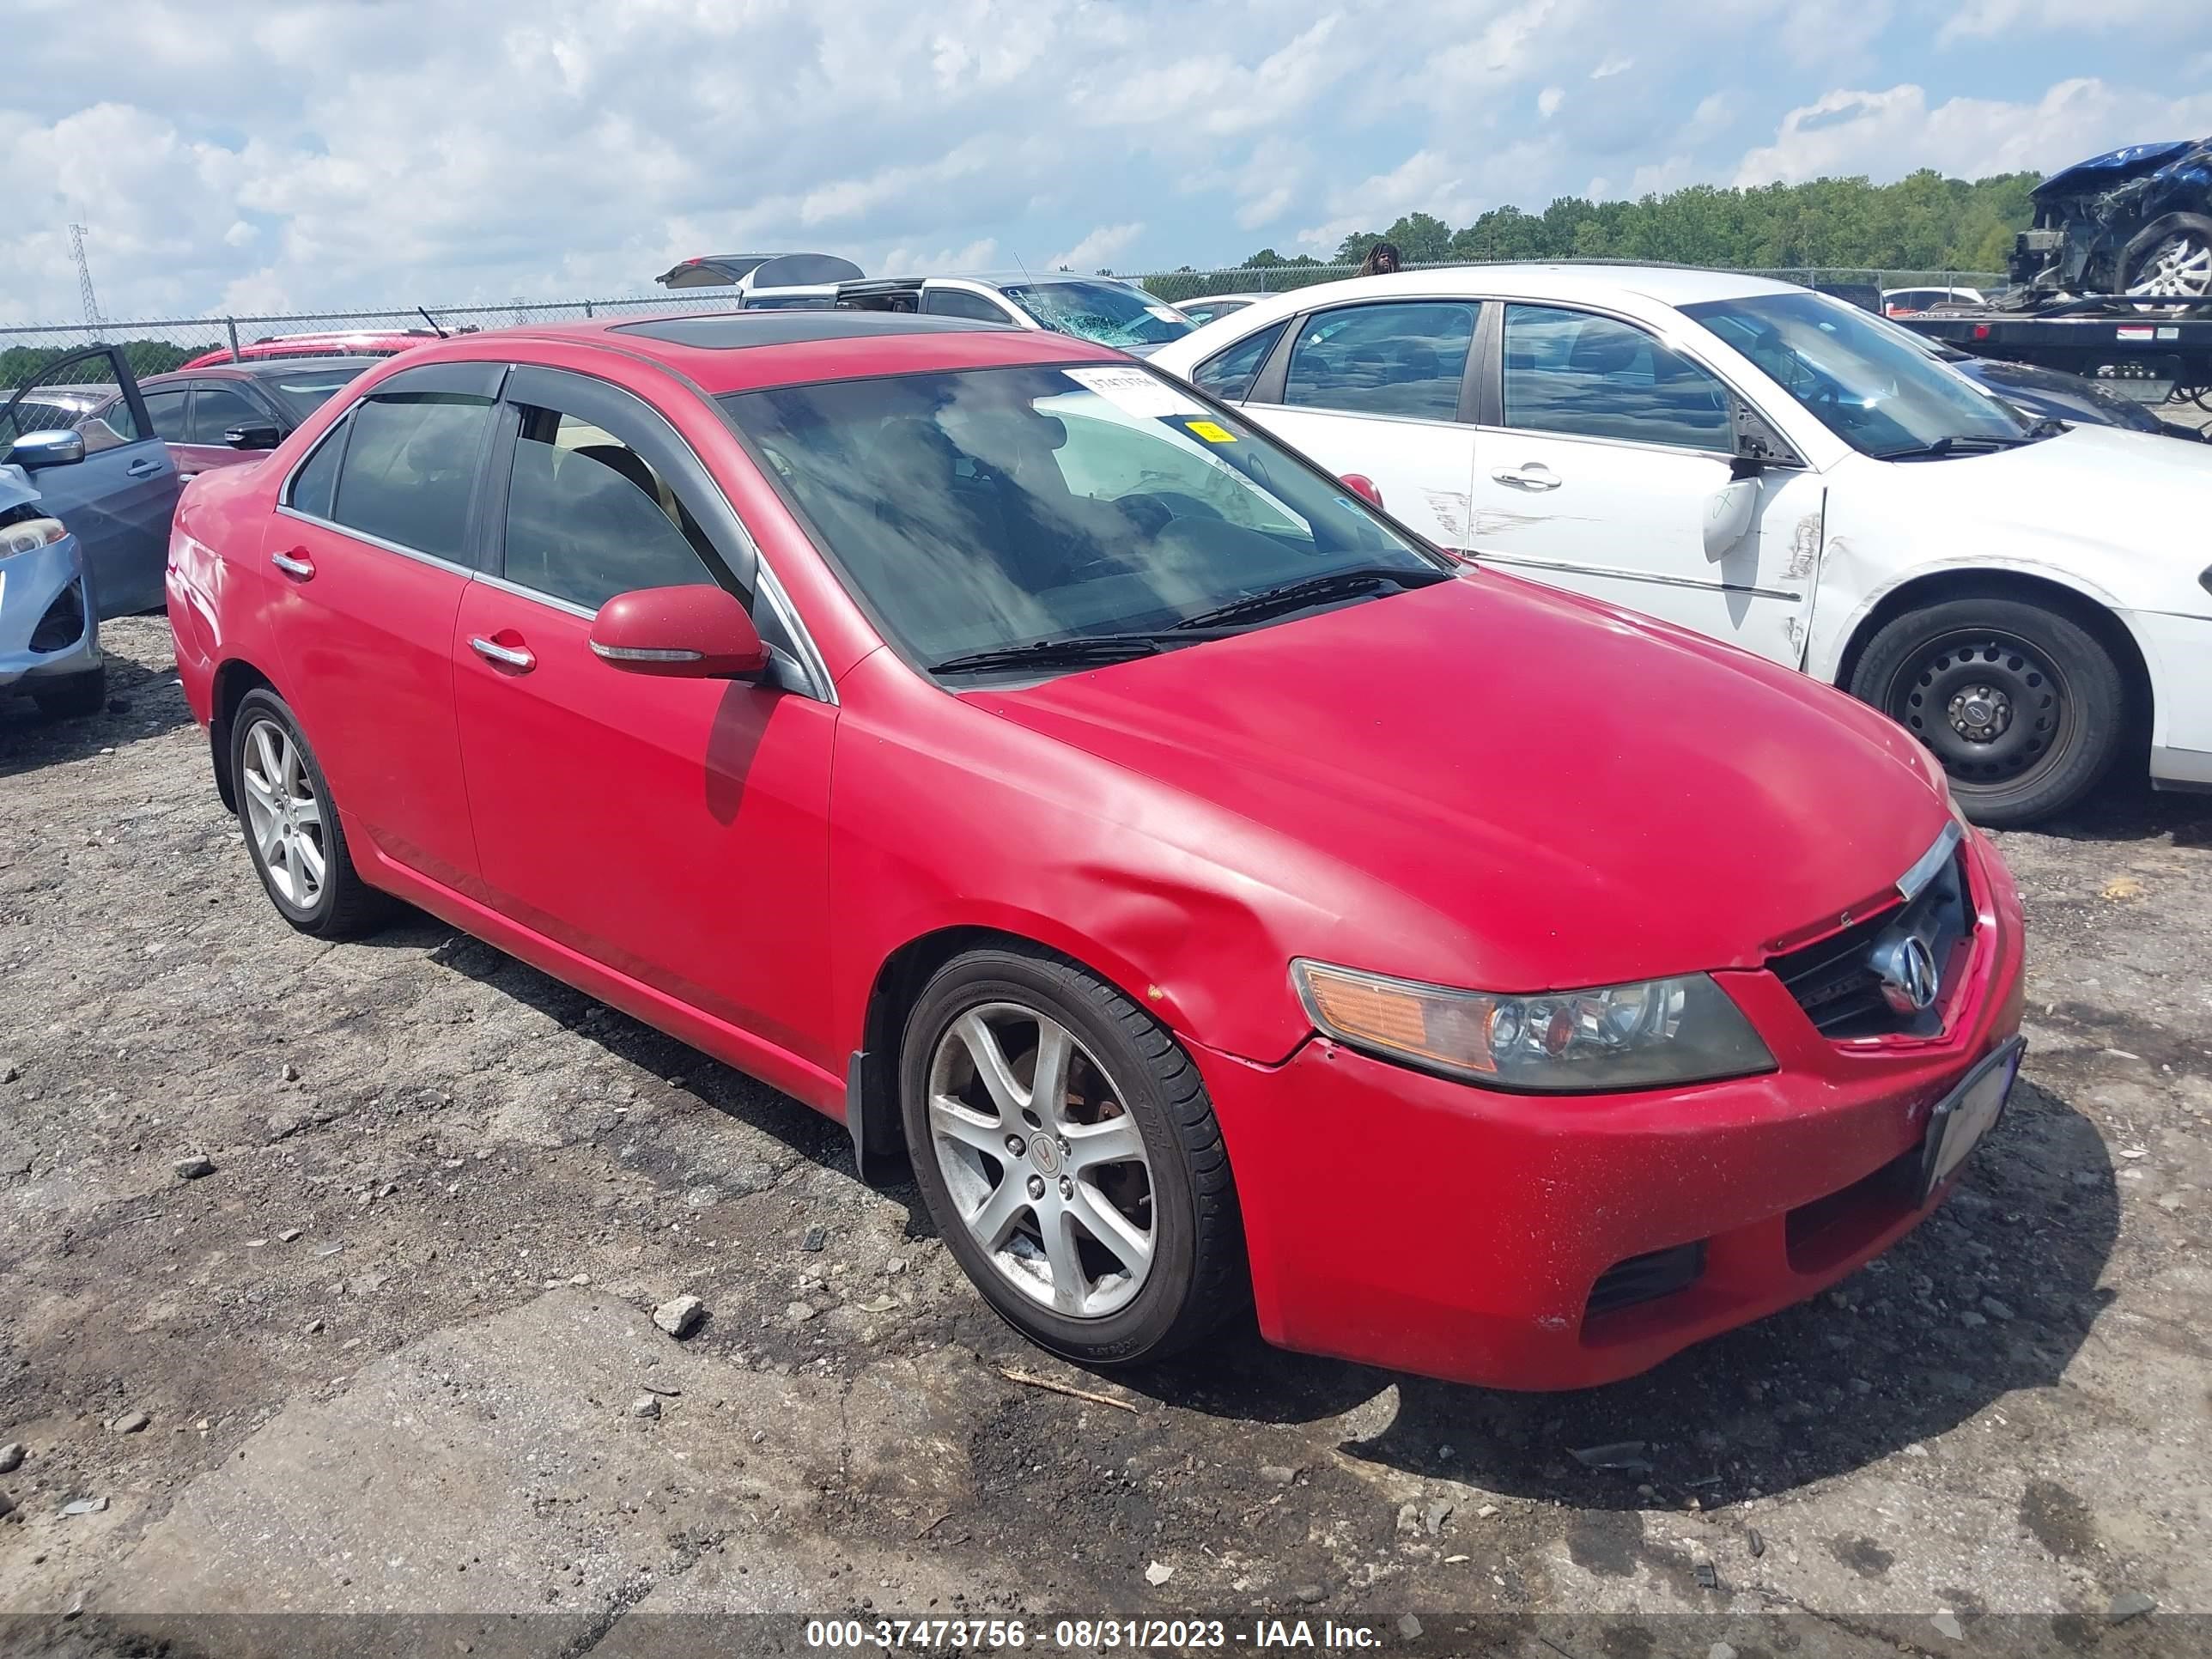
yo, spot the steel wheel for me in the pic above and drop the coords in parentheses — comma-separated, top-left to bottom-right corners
(2125, 230, 2212, 299)
(1885, 629, 2075, 789)
(240, 714, 328, 911)
(926, 1001, 1155, 1319)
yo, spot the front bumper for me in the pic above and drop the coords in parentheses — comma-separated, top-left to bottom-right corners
(0, 532, 101, 692)
(1196, 830, 2027, 1391)
(2126, 606, 2212, 788)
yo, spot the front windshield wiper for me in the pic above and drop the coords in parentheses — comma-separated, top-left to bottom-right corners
(1172, 566, 1449, 632)
(1875, 434, 2040, 461)
(927, 629, 1243, 676)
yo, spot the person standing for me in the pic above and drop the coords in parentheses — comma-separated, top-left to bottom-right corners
(1358, 240, 1406, 277)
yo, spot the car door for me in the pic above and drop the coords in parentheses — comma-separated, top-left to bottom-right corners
(176, 378, 269, 476)
(264, 361, 500, 895)
(1223, 299, 1482, 551)
(453, 365, 841, 1071)
(1464, 302, 1825, 667)
(0, 347, 180, 617)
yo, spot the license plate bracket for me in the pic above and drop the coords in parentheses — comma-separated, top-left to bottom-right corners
(1917, 1034, 2026, 1204)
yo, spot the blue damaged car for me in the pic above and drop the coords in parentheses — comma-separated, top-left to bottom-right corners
(2012, 136, 2212, 300)
(1, 345, 181, 718)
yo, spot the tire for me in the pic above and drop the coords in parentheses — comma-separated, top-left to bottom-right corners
(228, 688, 392, 939)
(1847, 594, 2125, 827)
(2120, 213, 2212, 301)
(29, 662, 106, 720)
(900, 945, 1247, 1367)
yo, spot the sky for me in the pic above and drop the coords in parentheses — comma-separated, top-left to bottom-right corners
(3, 0, 2211, 326)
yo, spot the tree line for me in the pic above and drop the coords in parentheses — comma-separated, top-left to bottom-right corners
(1137, 168, 2039, 302)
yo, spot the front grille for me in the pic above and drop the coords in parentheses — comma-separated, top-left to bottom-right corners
(29, 580, 86, 653)
(1769, 849, 1972, 1039)
(1587, 1241, 1705, 1316)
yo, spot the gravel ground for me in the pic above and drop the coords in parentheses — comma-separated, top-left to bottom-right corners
(2, 614, 2209, 1659)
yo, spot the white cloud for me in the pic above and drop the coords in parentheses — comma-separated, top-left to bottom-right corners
(1734, 78, 2212, 187)
(1295, 149, 1480, 254)
(1537, 86, 1565, 118)
(1049, 223, 1145, 271)
(1591, 53, 1633, 80)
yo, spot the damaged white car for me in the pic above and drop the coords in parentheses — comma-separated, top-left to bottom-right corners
(1149, 266, 2212, 824)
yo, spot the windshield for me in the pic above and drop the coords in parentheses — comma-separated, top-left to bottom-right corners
(263, 368, 369, 422)
(720, 363, 1443, 677)
(1683, 291, 2036, 459)
(998, 281, 1196, 349)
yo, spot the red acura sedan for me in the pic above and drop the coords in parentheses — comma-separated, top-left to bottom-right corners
(165, 310, 2026, 1390)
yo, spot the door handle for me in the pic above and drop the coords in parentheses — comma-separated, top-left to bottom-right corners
(470, 635, 537, 672)
(1492, 464, 1561, 491)
(127, 456, 165, 477)
(270, 549, 315, 580)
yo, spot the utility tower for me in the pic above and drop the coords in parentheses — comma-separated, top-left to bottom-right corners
(69, 223, 104, 331)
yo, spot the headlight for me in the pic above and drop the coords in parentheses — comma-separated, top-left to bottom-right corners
(1291, 960, 1774, 1092)
(1, 517, 66, 557)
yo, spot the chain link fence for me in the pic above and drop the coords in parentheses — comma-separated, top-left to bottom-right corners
(2, 265, 2008, 395)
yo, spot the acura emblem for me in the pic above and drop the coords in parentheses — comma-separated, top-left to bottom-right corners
(1870, 933, 1940, 1014)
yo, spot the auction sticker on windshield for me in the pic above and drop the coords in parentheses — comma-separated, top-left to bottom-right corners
(1063, 365, 1203, 418)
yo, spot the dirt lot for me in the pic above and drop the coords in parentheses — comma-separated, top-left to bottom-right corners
(3, 614, 2209, 1659)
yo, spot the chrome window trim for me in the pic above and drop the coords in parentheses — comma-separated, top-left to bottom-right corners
(1896, 821, 1966, 902)
(1275, 403, 1470, 434)
(1471, 420, 1744, 465)
(272, 502, 477, 580)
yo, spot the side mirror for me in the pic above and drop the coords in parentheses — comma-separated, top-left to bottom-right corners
(6, 429, 86, 470)
(589, 584, 769, 680)
(223, 422, 283, 451)
(1341, 473, 1385, 510)
(1703, 477, 1759, 561)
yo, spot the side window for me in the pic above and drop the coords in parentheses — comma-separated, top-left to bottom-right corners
(331, 390, 495, 561)
(94, 397, 141, 444)
(286, 416, 349, 520)
(922, 288, 1014, 324)
(186, 383, 261, 445)
(141, 389, 190, 443)
(1502, 305, 1732, 452)
(501, 408, 721, 612)
(1283, 302, 1476, 420)
(1190, 321, 1286, 403)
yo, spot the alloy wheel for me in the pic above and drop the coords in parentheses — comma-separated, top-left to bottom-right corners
(1888, 630, 2075, 788)
(925, 1001, 1155, 1319)
(2126, 232, 2212, 299)
(240, 715, 328, 910)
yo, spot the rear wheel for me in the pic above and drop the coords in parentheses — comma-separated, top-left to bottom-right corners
(900, 945, 1246, 1367)
(229, 688, 391, 939)
(29, 663, 106, 720)
(1848, 595, 2124, 827)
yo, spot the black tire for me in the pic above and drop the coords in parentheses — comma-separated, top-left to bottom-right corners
(900, 945, 1247, 1367)
(228, 688, 392, 939)
(1847, 595, 2125, 827)
(29, 662, 106, 720)
(2119, 213, 2212, 301)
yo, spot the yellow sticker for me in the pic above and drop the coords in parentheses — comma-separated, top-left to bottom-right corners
(1184, 420, 1237, 444)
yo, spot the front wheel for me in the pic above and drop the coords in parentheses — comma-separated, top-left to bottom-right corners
(2121, 214, 2212, 301)
(900, 945, 1247, 1367)
(1848, 596, 2125, 827)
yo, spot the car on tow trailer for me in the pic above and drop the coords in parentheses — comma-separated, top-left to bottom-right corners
(167, 307, 2024, 1390)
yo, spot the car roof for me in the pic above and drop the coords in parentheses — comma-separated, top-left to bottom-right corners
(1202, 263, 1806, 315)
(384, 307, 1127, 396)
(145, 356, 384, 387)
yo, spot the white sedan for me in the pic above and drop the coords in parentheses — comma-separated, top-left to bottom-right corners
(1149, 265, 2212, 824)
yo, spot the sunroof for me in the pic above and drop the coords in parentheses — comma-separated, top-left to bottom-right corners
(611, 312, 1004, 349)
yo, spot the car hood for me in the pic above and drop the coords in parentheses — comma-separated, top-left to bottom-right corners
(966, 574, 1953, 992)
(1858, 423, 2212, 577)
(0, 465, 40, 514)
(2033, 138, 2199, 201)
(1956, 359, 2163, 433)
